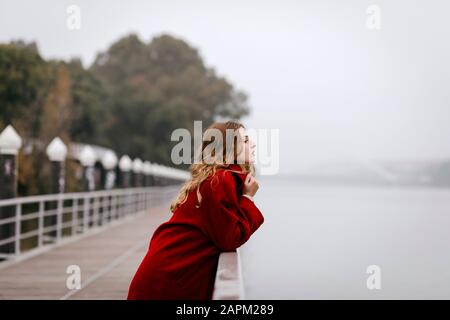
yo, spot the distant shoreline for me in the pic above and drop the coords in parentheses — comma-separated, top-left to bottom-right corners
(259, 173, 450, 189)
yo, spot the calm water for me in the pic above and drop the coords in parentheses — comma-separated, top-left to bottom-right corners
(241, 175, 450, 299)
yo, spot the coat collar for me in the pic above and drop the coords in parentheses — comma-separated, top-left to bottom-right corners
(222, 164, 248, 194)
(226, 164, 249, 186)
(228, 163, 244, 172)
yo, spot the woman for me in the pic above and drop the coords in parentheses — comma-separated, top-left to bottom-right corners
(127, 120, 264, 300)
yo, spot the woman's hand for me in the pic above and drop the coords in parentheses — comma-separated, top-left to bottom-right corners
(243, 174, 259, 197)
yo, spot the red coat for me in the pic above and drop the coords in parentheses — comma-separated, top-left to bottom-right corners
(127, 164, 264, 300)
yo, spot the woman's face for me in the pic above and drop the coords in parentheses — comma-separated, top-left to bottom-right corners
(237, 127, 256, 164)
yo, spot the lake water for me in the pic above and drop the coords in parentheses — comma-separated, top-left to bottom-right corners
(241, 175, 450, 299)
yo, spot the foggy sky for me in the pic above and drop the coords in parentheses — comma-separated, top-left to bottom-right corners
(1, 0, 449, 174)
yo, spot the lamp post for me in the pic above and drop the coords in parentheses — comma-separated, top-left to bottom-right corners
(45, 137, 67, 240)
(147, 162, 156, 186)
(46, 137, 67, 194)
(0, 125, 22, 255)
(0, 125, 22, 199)
(119, 155, 132, 188)
(101, 151, 118, 190)
(143, 161, 151, 187)
(132, 158, 143, 187)
(152, 163, 161, 186)
(79, 146, 96, 191)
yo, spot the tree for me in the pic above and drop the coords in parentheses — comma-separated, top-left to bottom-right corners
(91, 33, 250, 166)
(0, 42, 49, 137)
(66, 59, 107, 144)
(0, 34, 252, 195)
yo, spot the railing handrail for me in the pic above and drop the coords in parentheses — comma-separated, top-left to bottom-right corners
(0, 185, 181, 261)
(212, 249, 245, 300)
(0, 186, 167, 206)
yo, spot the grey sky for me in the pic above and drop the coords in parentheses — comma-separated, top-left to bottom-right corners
(1, 0, 449, 174)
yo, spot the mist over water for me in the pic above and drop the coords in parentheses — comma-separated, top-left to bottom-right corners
(241, 175, 450, 299)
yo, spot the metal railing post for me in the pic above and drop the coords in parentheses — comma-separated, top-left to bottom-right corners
(104, 195, 110, 224)
(38, 201, 44, 248)
(72, 197, 78, 235)
(93, 196, 99, 227)
(111, 195, 117, 221)
(14, 203, 21, 256)
(83, 195, 89, 232)
(56, 196, 63, 242)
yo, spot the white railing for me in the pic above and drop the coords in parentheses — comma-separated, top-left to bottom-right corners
(212, 249, 245, 300)
(0, 185, 180, 261)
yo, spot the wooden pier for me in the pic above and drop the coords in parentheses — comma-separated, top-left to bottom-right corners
(0, 204, 171, 300)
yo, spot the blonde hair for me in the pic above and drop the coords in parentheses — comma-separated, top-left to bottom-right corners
(170, 121, 255, 212)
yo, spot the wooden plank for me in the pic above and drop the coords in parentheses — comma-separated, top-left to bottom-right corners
(0, 205, 171, 300)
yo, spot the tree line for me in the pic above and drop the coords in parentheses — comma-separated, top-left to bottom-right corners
(0, 34, 250, 195)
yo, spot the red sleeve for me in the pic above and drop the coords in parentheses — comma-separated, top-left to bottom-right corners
(199, 170, 265, 251)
